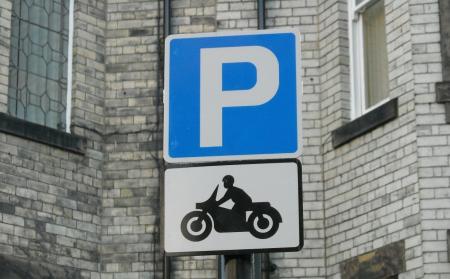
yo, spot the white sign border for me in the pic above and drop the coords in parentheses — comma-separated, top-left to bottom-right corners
(163, 29, 303, 163)
(162, 159, 304, 257)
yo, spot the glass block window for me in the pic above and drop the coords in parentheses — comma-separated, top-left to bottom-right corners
(8, 0, 71, 130)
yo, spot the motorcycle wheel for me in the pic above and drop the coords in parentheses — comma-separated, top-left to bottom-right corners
(180, 211, 212, 242)
(248, 209, 280, 239)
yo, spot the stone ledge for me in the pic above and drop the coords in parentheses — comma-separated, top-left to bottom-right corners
(332, 98, 398, 149)
(340, 240, 405, 279)
(0, 113, 86, 155)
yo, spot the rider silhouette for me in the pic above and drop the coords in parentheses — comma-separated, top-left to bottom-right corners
(216, 175, 252, 221)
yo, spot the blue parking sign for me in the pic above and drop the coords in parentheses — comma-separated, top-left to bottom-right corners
(164, 30, 302, 163)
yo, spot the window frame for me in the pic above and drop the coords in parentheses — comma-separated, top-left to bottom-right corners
(66, 0, 74, 133)
(348, 0, 390, 119)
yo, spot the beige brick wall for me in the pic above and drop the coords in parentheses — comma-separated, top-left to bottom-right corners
(411, 0, 450, 278)
(322, 0, 422, 278)
(102, 0, 165, 278)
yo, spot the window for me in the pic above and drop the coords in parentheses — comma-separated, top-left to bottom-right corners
(8, 0, 74, 131)
(349, 0, 389, 118)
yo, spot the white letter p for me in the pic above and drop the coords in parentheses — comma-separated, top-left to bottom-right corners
(200, 46, 279, 147)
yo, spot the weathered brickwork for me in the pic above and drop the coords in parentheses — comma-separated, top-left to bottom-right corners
(216, 0, 257, 30)
(71, 0, 107, 140)
(0, 134, 101, 278)
(318, 0, 350, 135)
(172, 0, 217, 34)
(411, 0, 450, 278)
(103, 0, 164, 278)
(319, 1, 351, 277)
(322, 1, 423, 278)
(0, 0, 106, 278)
(0, 0, 449, 278)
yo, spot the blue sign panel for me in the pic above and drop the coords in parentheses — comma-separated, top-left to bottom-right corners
(164, 30, 301, 163)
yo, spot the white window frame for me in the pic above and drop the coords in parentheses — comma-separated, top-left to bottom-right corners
(348, 0, 390, 119)
(66, 0, 75, 133)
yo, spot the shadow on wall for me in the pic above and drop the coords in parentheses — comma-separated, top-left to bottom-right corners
(0, 255, 81, 279)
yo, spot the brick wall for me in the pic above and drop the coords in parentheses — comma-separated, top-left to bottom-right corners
(216, 0, 256, 30)
(0, 0, 106, 278)
(322, 0, 423, 278)
(172, 0, 216, 34)
(411, 0, 450, 278)
(102, 0, 164, 278)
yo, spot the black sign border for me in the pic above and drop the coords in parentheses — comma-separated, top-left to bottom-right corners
(163, 158, 304, 257)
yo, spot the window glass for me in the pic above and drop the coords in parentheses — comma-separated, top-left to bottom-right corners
(8, 0, 70, 130)
(362, 0, 389, 109)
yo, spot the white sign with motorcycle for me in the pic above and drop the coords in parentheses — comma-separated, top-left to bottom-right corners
(164, 160, 303, 255)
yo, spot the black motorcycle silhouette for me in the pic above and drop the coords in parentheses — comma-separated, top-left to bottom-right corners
(180, 186, 282, 241)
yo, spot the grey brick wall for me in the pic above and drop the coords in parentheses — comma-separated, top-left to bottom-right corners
(321, 0, 425, 278)
(71, 0, 107, 140)
(172, 0, 217, 34)
(0, 0, 106, 278)
(411, 0, 450, 278)
(102, 0, 164, 278)
(216, 0, 257, 30)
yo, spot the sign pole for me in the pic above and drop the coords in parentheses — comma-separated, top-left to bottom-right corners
(224, 254, 252, 279)
(252, 254, 262, 279)
(220, 254, 261, 279)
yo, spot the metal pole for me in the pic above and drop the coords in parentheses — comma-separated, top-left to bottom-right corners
(257, 0, 265, 30)
(164, 0, 171, 38)
(263, 253, 271, 279)
(224, 254, 252, 279)
(252, 254, 262, 279)
(164, 256, 171, 279)
(162, 0, 170, 278)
